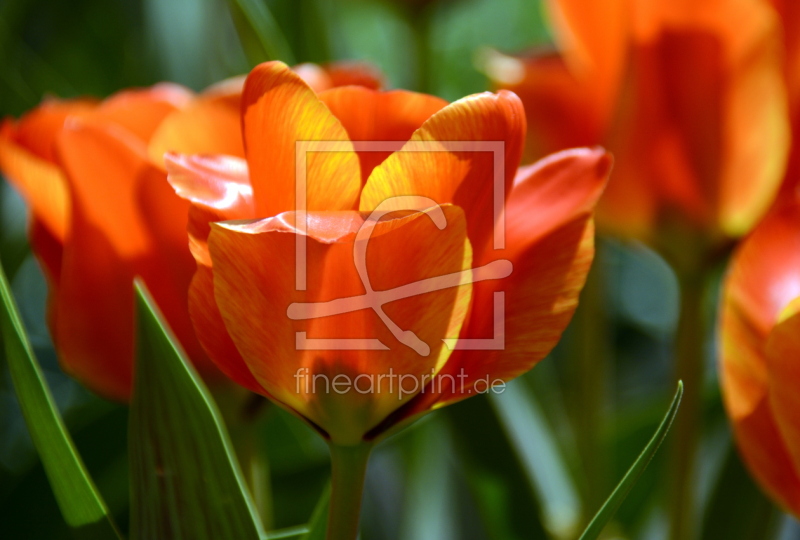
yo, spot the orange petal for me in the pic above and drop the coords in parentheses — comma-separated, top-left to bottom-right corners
(769, 0, 800, 111)
(29, 218, 64, 286)
(294, 61, 385, 92)
(730, 395, 800, 517)
(164, 153, 254, 264)
(719, 202, 800, 421)
(9, 99, 97, 162)
(188, 264, 266, 395)
(715, 7, 789, 236)
(148, 97, 244, 168)
(53, 121, 197, 400)
(360, 90, 526, 260)
(88, 83, 193, 144)
(207, 206, 472, 444)
(766, 297, 800, 516)
(546, 0, 626, 123)
(625, 0, 788, 236)
(0, 121, 71, 242)
(136, 164, 208, 371)
(484, 50, 602, 163)
(319, 87, 447, 182)
(242, 61, 361, 217)
(433, 148, 611, 406)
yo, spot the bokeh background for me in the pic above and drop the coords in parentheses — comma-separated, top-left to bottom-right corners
(1, 0, 798, 538)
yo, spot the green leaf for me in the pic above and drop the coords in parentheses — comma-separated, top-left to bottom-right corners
(226, 0, 295, 65)
(0, 260, 121, 538)
(129, 280, 264, 540)
(578, 381, 684, 540)
(299, 482, 330, 540)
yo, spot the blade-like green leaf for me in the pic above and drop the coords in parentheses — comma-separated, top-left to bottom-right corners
(129, 280, 264, 540)
(299, 482, 331, 540)
(0, 260, 120, 539)
(227, 0, 295, 65)
(579, 381, 684, 540)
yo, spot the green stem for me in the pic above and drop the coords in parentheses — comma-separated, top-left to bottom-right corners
(326, 443, 372, 540)
(667, 271, 706, 540)
(571, 246, 611, 511)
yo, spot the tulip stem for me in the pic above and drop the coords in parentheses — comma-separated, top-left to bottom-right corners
(326, 442, 372, 540)
(668, 270, 707, 540)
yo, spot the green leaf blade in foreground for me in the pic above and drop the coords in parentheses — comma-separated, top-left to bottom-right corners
(0, 261, 121, 538)
(130, 280, 264, 540)
(579, 381, 684, 540)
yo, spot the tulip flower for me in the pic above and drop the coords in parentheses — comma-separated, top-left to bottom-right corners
(484, 2, 790, 538)
(766, 1, 800, 203)
(485, 0, 789, 246)
(0, 62, 383, 401)
(719, 197, 800, 517)
(166, 60, 611, 539)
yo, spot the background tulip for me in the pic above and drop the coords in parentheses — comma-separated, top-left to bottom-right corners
(719, 198, 800, 518)
(0, 85, 201, 400)
(486, 0, 789, 246)
(0, 62, 385, 401)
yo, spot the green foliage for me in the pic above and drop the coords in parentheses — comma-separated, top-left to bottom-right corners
(129, 281, 264, 540)
(0, 259, 120, 538)
(579, 382, 684, 540)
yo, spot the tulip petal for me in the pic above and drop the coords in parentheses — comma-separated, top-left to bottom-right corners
(319, 87, 447, 182)
(360, 90, 525, 259)
(207, 206, 472, 444)
(242, 61, 361, 217)
(719, 203, 800, 420)
(730, 396, 800, 517)
(0, 121, 71, 243)
(136, 164, 208, 370)
(164, 153, 254, 264)
(484, 51, 602, 163)
(89, 83, 193, 144)
(766, 298, 800, 512)
(53, 121, 197, 399)
(433, 148, 611, 406)
(188, 264, 266, 395)
(7, 99, 97, 162)
(546, 0, 626, 121)
(293, 61, 384, 92)
(164, 152, 263, 392)
(148, 98, 244, 168)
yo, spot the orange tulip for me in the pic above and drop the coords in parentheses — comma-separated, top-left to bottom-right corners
(719, 196, 800, 516)
(765, 1, 800, 203)
(0, 62, 383, 401)
(166, 60, 612, 445)
(485, 0, 789, 244)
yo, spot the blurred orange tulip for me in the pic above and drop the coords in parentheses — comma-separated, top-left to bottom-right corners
(719, 197, 800, 516)
(0, 62, 383, 401)
(485, 0, 789, 245)
(167, 61, 612, 445)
